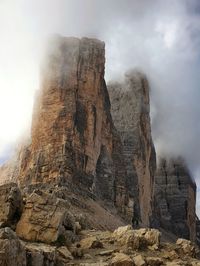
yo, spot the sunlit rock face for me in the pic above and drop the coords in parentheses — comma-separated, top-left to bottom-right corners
(108, 71, 156, 227)
(152, 157, 196, 241)
(2, 36, 129, 214)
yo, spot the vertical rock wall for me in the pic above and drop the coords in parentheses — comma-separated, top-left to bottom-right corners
(153, 157, 196, 241)
(108, 71, 156, 227)
(0, 36, 197, 239)
(0, 36, 128, 214)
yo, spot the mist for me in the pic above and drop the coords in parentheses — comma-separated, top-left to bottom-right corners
(0, 0, 200, 211)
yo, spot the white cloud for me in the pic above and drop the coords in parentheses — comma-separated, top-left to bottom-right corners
(155, 21, 178, 48)
(0, 0, 200, 210)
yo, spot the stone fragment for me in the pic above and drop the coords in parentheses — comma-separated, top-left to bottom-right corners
(135, 228, 161, 248)
(25, 242, 74, 266)
(80, 236, 104, 249)
(70, 247, 84, 258)
(166, 261, 188, 266)
(99, 249, 115, 256)
(113, 225, 132, 238)
(0, 227, 26, 266)
(191, 260, 200, 266)
(56, 246, 74, 265)
(145, 257, 164, 266)
(16, 190, 76, 244)
(113, 226, 140, 250)
(25, 242, 56, 266)
(113, 226, 160, 251)
(133, 254, 146, 266)
(176, 238, 196, 257)
(0, 183, 22, 228)
(80, 263, 108, 266)
(109, 252, 134, 266)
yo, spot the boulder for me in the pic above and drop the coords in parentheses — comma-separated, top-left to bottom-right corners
(16, 190, 77, 244)
(166, 262, 188, 266)
(25, 242, 73, 266)
(56, 246, 74, 265)
(133, 255, 146, 266)
(145, 257, 164, 266)
(109, 252, 134, 266)
(135, 228, 161, 248)
(113, 226, 160, 251)
(0, 183, 23, 228)
(79, 236, 104, 249)
(0, 227, 26, 266)
(99, 249, 115, 256)
(190, 260, 200, 266)
(176, 238, 196, 257)
(113, 225, 132, 238)
(113, 225, 140, 251)
(25, 243, 56, 266)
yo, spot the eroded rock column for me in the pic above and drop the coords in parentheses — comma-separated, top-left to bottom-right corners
(108, 71, 156, 227)
(153, 157, 196, 241)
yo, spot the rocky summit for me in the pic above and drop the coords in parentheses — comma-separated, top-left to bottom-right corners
(0, 36, 199, 265)
(108, 72, 156, 228)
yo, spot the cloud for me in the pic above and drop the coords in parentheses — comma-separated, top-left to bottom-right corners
(0, 1, 200, 204)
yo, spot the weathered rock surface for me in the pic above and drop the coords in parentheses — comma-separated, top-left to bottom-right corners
(152, 157, 196, 241)
(16, 189, 77, 244)
(110, 252, 134, 266)
(0, 183, 22, 228)
(108, 71, 156, 227)
(25, 243, 56, 266)
(0, 224, 200, 265)
(79, 236, 104, 249)
(196, 216, 200, 245)
(145, 256, 163, 266)
(0, 36, 129, 217)
(176, 238, 196, 257)
(25, 242, 74, 266)
(113, 225, 160, 251)
(133, 254, 146, 266)
(0, 227, 26, 266)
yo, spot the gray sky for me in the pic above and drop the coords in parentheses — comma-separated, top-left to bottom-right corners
(0, 0, 200, 213)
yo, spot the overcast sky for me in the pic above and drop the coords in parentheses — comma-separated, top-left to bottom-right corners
(0, 0, 200, 213)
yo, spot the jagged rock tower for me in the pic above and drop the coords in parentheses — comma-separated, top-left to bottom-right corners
(0, 36, 128, 215)
(0, 36, 197, 241)
(108, 72, 156, 227)
(153, 157, 196, 241)
(0, 37, 156, 226)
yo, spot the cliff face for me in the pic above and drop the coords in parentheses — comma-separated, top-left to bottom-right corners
(153, 157, 196, 241)
(0, 36, 128, 214)
(0, 36, 198, 243)
(108, 71, 156, 227)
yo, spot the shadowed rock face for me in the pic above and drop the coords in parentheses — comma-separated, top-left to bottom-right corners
(152, 157, 196, 241)
(108, 71, 156, 227)
(0, 183, 23, 229)
(0, 36, 128, 215)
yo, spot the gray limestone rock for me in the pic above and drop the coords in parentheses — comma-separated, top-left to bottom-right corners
(152, 157, 196, 241)
(108, 70, 156, 227)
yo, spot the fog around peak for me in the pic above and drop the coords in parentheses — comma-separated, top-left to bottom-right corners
(0, 0, 200, 211)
